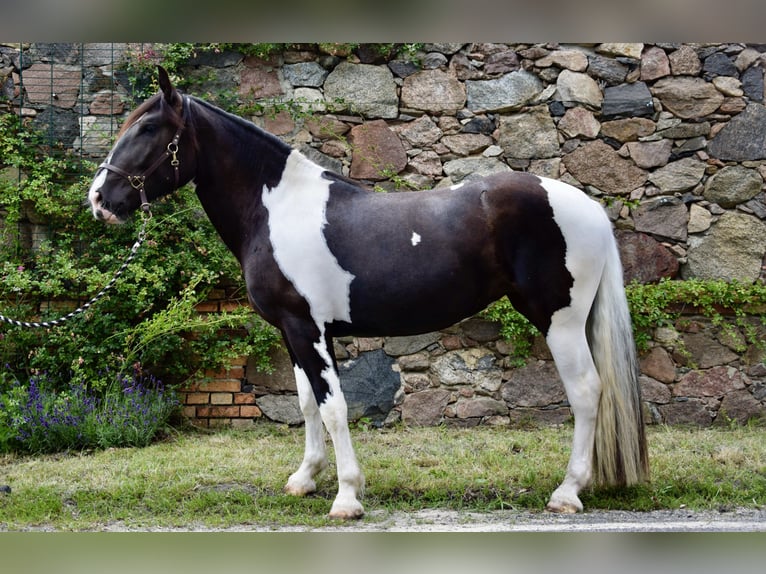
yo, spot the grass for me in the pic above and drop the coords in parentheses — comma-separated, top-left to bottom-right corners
(0, 423, 765, 530)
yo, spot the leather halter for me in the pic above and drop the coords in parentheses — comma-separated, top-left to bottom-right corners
(97, 95, 190, 213)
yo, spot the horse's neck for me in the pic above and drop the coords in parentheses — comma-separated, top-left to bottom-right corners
(190, 100, 335, 260)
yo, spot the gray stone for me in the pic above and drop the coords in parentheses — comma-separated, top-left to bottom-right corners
(401, 68, 466, 115)
(247, 345, 296, 393)
(395, 115, 443, 147)
(684, 211, 766, 281)
(256, 394, 303, 425)
(423, 52, 448, 69)
(626, 140, 672, 169)
(657, 121, 710, 140)
(501, 360, 566, 408)
(484, 50, 521, 75)
(640, 347, 677, 384)
(616, 230, 679, 283)
(497, 105, 559, 160)
(282, 61, 329, 87)
(23, 63, 81, 108)
(703, 52, 738, 77)
(431, 348, 503, 392)
(348, 120, 408, 180)
(632, 196, 689, 242)
(442, 157, 512, 182)
(339, 349, 400, 424)
(239, 58, 283, 100)
(555, 70, 603, 108)
(587, 54, 629, 85)
(659, 398, 714, 426)
(743, 193, 766, 219)
(537, 49, 589, 72)
(640, 46, 670, 81)
(741, 66, 764, 102)
(602, 82, 654, 118)
(708, 103, 766, 161)
(455, 397, 508, 419)
(557, 107, 601, 139)
(600, 118, 655, 142)
(401, 388, 451, 426)
(466, 70, 543, 113)
(688, 204, 713, 234)
(652, 77, 724, 119)
(648, 157, 706, 193)
(703, 165, 763, 208)
(324, 62, 398, 119)
(441, 133, 493, 156)
(562, 140, 647, 194)
(640, 375, 673, 404)
(669, 45, 702, 75)
(384, 332, 441, 356)
(716, 390, 764, 425)
(597, 43, 643, 59)
(459, 317, 502, 343)
(674, 366, 746, 396)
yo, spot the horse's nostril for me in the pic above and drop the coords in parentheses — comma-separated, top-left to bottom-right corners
(95, 208, 104, 220)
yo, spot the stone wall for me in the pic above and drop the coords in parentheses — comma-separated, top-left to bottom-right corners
(2, 43, 765, 427)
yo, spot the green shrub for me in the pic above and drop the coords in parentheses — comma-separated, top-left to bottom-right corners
(0, 106, 279, 394)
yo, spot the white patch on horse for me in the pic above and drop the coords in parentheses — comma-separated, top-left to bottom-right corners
(450, 182, 465, 191)
(88, 150, 113, 218)
(410, 231, 421, 246)
(262, 150, 355, 327)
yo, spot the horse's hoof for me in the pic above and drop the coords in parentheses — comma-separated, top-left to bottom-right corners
(284, 482, 315, 497)
(0, 485, 10, 495)
(329, 500, 365, 520)
(545, 500, 582, 514)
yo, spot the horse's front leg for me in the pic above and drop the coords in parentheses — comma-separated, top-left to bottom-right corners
(282, 328, 364, 519)
(284, 364, 329, 497)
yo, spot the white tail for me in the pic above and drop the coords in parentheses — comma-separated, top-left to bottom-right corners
(587, 238, 650, 486)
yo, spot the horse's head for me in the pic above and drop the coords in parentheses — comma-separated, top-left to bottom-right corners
(88, 66, 195, 223)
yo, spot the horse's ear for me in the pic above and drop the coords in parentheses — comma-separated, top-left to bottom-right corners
(157, 65, 181, 110)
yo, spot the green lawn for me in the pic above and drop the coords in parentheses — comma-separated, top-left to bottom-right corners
(1, 423, 764, 530)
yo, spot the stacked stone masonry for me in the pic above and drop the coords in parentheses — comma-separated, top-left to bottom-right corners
(2, 42, 765, 427)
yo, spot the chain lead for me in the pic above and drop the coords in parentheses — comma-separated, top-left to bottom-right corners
(0, 213, 151, 329)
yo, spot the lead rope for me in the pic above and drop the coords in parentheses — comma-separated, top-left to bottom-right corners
(0, 210, 151, 329)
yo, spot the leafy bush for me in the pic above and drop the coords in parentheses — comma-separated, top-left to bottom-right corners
(0, 100, 279, 394)
(0, 369, 178, 454)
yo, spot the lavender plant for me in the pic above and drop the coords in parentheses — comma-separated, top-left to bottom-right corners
(0, 368, 178, 454)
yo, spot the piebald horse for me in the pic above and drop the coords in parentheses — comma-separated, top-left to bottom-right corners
(88, 67, 648, 518)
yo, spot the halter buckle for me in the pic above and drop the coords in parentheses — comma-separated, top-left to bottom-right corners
(129, 175, 146, 190)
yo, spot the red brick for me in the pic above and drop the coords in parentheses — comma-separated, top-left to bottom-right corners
(196, 406, 240, 418)
(240, 405, 263, 418)
(194, 302, 219, 313)
(210, 392, 234, 405)
(184, 392, 210, 405)
(234, 392, 257, 405)
(182, 406, 197, 418)
(197, 379, 241, 393)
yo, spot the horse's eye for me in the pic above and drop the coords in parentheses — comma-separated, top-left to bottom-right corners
(140, 123, 157, 135)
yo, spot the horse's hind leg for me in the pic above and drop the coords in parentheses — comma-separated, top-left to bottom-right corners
(544, 310, 601, 513)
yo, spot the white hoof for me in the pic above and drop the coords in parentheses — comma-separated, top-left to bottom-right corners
(284, 474, 317, 497)
(329, 496, 364, 520)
